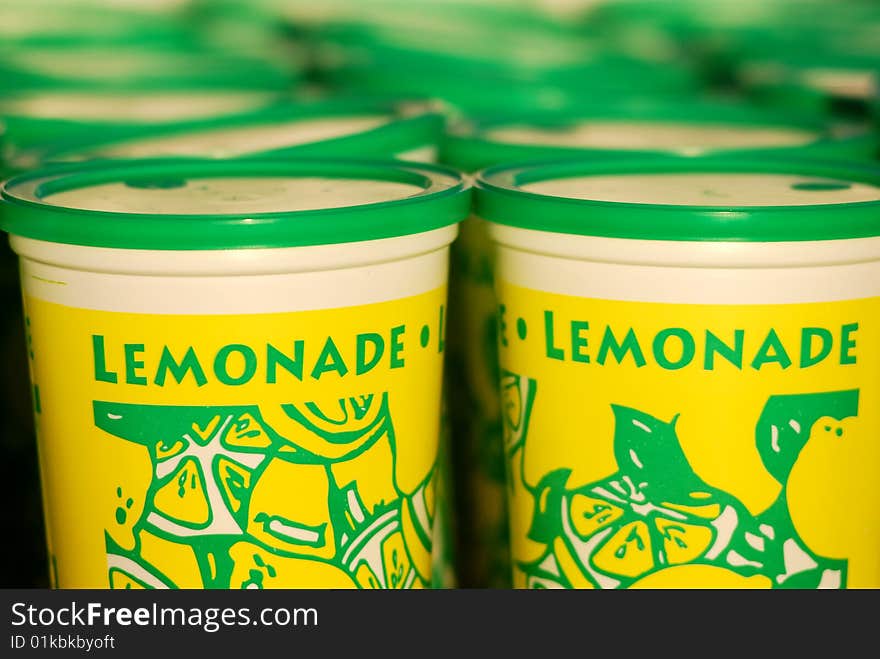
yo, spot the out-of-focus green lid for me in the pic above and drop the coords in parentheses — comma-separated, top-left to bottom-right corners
(0, 32, 301, 162)
(0, 0, 190, 45)
(741, 57, 879, 121)
(0, 89, 292, 165)
(442, 101, 879, 172)
(308, 6, 699, 114)
(0, 39, 295, 94)
(27, 98, 444, 168)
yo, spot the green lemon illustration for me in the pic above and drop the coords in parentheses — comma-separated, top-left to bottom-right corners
(153, 457, 212, 528)
(228, 542, 357, 589)
(522, 405, 813, 589)
(756, 390, 859, 485)
(630, 565, 772, 589)
(95, 402, 287, 587)
(501, 371, 536, 459)
(277, 394, 392, 460)
(341, 494, 428, 590)
(753, 390, 855, 588)
(95, 403, 281, 537)
(788, 413, 876, 587)
(105, 553, 174, 590)
(516, 384, 853, 589)
(95, 393, 433, 589)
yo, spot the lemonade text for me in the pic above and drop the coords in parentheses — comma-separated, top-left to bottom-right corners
(535, 310, 858, 371)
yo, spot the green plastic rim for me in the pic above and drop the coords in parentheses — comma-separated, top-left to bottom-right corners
(36, 98, 445, 165)
(735, 48, 880, 114)
(0, 90, 291, 157)
(0, 4, 191, 48)
(0, 34, 296, 96)
(442, 101, 879, 172)
(311, 16, 699, 104)
(322, 47, 698, 100)
(0, 158, 471, 250)
(475, 156, 880, 243)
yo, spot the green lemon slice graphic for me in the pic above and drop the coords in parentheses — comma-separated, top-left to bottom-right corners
(94, 402, 281, 540)
(106, 553, 172, 590)
(153, 456, 211, 529)
(216, 456, 253, 517)
(264, 394, 392, 461)
(95, 393, 430, 589)
(523, 405, 771, 589)
(95, 402, 287, 587)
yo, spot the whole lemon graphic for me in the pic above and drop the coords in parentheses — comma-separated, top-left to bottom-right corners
(631, 565, 772, 589)
(787, 416, 880, 588)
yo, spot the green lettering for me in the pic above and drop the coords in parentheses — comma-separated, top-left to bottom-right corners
(390, 325, 405, 369)
(215, 344, 258, 385)
(154, 346, 208, 386)
(92, 335, 118, 383)
(653, 328, 695, 370)
(597, 327, 646, 367)
(124, 344, 147, 386)
(310, 338, 349, 380)
(800, 327, 833, 368)
(356, 333, 385, 375)
(704, 330, 744, 370)
(544, 311, 565, 361)
(438, 304, 446, 354)
(841, 323, 858, 365)
(751, 329, 792, 370)
(570, 321, 590, 363)
(267, 342, 304, 383)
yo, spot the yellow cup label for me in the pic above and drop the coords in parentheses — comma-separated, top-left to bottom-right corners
(497, 283, 880, 589)
(26, 288, 447, 589)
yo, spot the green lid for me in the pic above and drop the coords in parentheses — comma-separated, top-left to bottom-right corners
(735, 39, 880, 119)
(0, 40, 294, 94)
(0, 0, 189, 45)
(588, 0, 869, 40)
(306, 1, 572, 45)
(442, 102, 879, 172)
(0, 89, 291, 162)
(327, 54, 698, 108)
(32, 98, 444, 167)
(310, 10, 699, 112)
(588, 0, 880, 90)
(0, 37, 298, 158)
(475, 156, 880, 243)
(0, 158, 470, 250)
(183, 0, 308, 80)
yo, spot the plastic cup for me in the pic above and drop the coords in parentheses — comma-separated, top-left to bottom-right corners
(0, 157, 470, 589)
(475, 156, 880, 589)
(441, 100, 880, 589)
(12, 94, 457, 590)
